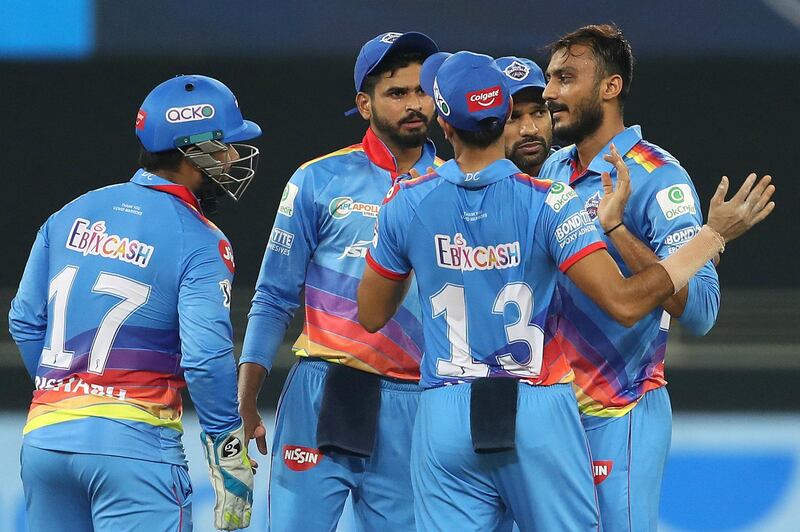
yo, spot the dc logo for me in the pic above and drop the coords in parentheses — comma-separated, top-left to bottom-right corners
(222, 436, 242, 458)
(465, 173, 480, 182)
(380, 32, 402, 44)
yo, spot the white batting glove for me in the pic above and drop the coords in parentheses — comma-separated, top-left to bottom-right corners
(200, 423, 254, 530)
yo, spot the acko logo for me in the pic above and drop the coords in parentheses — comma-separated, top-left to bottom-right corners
(466, 86, 502, 112)
(135, 109, 147, 130)
(329, 197, 380, 219)
(218, 240, 235, 273)
(165, 104, 215, 123)
(283, 445, 323, 471)
(593, 460, 613, 485)
(503, 60, 530, 81)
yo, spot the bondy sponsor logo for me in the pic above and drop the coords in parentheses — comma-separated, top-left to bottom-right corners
(339, 239, 373, 259)
(466, 86, 502, 112)
(329, 196, 380, 219)
(278, 182, 298, 217)
(435, 233, 520, 271)
(165, 104, 215, 123)
(283, 445, 323, 471)
(66, 218, 154, 268)
(545, 181, 578, 213)
(593, 460, 613, 485)
(656, 184, 696, 221)
(555, 211, 595, 249)
(268, 228, 295, 256)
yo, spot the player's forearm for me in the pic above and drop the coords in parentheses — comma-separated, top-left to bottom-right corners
(238, 362, 267, 411)
(357, 272, 410, 333)
(184, 354, 242, 436)
(603, 264, 676, 326)
(607, 225, 688, 317)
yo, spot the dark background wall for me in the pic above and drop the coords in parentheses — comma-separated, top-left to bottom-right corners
(2, 57, 798, 289)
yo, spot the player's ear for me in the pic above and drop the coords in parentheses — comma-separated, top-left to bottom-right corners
(601, 74, 623, 102)
(437, 116, 453, 142)
(356, 92, 371, 120)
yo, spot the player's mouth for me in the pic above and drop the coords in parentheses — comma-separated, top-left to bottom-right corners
(516, 140, 544, 156)
(547, 102, 568, 121)
(400, 118, 425, 129)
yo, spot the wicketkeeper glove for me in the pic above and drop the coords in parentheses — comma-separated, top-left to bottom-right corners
(201, 423, 254, 530)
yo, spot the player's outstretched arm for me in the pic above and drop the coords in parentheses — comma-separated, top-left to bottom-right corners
(565, 220, 725, 327)
(357, 266, 410, 333)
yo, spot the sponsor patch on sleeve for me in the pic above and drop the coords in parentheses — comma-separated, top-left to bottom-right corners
(545, 181, 578, 213)
(278, 182, 299, 217)
(656, 184, 696, 221)
(218, 240, 235, 273)
(268, 228, 295, 256)
(219, 279, 232, 308)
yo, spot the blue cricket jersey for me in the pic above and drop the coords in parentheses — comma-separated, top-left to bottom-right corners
(241, 128, 443, 380)
(367, 158, 606, 389)
(538, 125, 720, 423)
(9, 169, 241, 465)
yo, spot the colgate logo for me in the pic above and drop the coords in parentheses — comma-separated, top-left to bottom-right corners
(283, 445, 323, 471)
(466, 86, 502, 112)
(592, 460, 613, 485)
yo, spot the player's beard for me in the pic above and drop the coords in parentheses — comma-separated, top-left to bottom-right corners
(371, 108, 432, 149)
(507, 134, 551, 175)
(549, 92, 603, 146)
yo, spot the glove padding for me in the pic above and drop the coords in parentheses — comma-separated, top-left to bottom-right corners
(201, 423, 254, 530)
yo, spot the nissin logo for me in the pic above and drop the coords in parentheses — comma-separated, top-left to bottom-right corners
(283, 445, 323, 471)
(165, 104, 215, 123)
(593, 460, 613, 485)
(466, 86, 502, 112)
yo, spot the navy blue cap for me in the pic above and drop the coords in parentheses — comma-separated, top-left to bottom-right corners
(420, 51, 510, 132)
(493, 56, 546, 96)
(344, 31, 438, 116)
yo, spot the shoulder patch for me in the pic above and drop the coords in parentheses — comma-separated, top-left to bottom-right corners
(278, 182, 299, 217)
(656, 184, 696, 221)
(545, 181, 578, 212)
(218, 239, 235, 273)
(625, 142, 668, 173)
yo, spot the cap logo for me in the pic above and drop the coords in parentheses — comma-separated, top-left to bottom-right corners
(135, 109, 147, 130)
(466, 86, 503, 112)
(503, 60, 530, 81)
(433, 77, 451, 116)
(165, 104, 216, 123)
(380, 32, 402, 44)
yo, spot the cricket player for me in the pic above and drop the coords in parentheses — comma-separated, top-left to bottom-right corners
(9, 75, 261, 531)
(538, 24, 775, 530)
(237, 32, 442, 531)
(358, 50, 731, 531)
(494, 56, 554, 177)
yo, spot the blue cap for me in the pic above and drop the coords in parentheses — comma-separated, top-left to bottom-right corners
(493, 56, 546, 96)
(136, 74, 261, 152)
(344, 31, 438, 116)
(420, 51, 510, 132)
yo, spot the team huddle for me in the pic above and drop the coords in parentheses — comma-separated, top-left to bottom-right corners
(9, 24, 775, 532)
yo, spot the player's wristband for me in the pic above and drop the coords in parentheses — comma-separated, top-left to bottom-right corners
(603, 222, 624, 236)
(659, 225, 725, 293)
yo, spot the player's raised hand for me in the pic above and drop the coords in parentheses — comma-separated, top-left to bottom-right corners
(598, 144, 632, 232)
(707, 173, 776, 242)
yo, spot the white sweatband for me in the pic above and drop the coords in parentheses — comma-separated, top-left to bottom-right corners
(659, 225, 725, 293)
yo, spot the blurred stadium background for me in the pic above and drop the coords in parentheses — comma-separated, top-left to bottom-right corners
(1, 1, 799, 530)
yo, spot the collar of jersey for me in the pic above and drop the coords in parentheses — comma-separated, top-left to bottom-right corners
(130, 168, 203, 213)
(563, 125, 643, 184)
(362, 127, 438, 179)
(436, 158, 520, 189)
